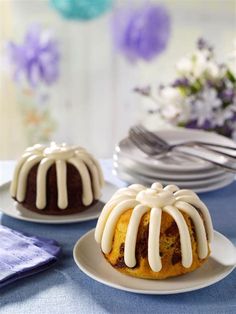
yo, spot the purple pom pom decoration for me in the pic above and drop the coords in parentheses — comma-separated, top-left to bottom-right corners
(6, 24, 60, 87)
(112, 4, 171, 62)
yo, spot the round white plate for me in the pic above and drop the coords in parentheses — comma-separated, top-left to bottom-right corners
(114, 154, 226, 180)
(113, 168, 235, 193)
(0, 181, 117, 224)
(116, 128, 236, 172)
(73, 229, 235, 295)
(113, 162, 231, 185)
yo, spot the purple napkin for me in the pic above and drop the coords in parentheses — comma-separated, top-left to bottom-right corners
(0, 225, 61, 288)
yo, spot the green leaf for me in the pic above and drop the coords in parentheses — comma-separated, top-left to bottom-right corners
(177, 122, 187, 127)
(226, 69, 236, 83)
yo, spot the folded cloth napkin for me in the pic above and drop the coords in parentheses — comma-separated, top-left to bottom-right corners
(0, 225, 61, 288)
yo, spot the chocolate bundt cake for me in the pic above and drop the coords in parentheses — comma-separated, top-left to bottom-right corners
(10, 143, 104, 215)
(95, 182, 213, 279)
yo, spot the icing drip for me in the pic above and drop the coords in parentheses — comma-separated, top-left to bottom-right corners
(68, 158, 93, 206)
(101, 199, 139, 254)
(10, 143, 104, 210)
(163, 205, 193, 268)
(124, 204, 148, 267)
(95, 182, 213, 272)
(56, 160, 68, 209)
(16, 155, 42, 202)
(36, 158, 55, 209)
(148, 207, 162, 272)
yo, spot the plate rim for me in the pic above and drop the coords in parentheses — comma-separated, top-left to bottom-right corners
(73, 229, 235, 295)
(113, 154, 226, 179)
(0, 181, 117, 224)
(113, 163, 233, 185)
(113, 168, 235, 194)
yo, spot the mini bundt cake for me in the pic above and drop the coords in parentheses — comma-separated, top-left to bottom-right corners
(10, 142, 104, 215)
(95, 182, 213, 279)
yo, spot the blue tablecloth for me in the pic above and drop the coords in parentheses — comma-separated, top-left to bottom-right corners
(0, 160, 235, 314)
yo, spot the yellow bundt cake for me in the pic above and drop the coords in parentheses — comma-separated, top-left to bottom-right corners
(95, 182, 213, 279)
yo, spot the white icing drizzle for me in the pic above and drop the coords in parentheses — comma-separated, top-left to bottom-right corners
(164, 184, 180, 193)
(68, 158, 93, 206)
(76, 150, 104, 187)
(10, 143, 104, 210)
(101, 199, 139, 254)
(16, 155, 43, 202)
(36, 158, 55, 209)
(10, 152, 33, 198)
(175, 201, 208, 259)
(56, 160, 68, 209)
(76, 152, 101, 199)
(148, 207, 162, 272)
(124, 204, 148, 267)
(95, 182, 213, 272)
(174, 193, 213, 242)
(163, 205, 193, 268)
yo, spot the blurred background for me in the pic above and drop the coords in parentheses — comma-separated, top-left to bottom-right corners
(0, 0, 235, 160)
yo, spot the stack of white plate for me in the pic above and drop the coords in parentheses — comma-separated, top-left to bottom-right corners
(113, 129, 236, 193)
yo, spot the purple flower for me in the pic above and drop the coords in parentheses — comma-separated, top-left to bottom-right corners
(172, 78, 190, 88)
(219, 89, 235, 103)
(185, 119, 212, 130)
(112, 4, 171, 62)
(134, 86, 151, 96)
(197, 38, 212, 52)
(7, 24, 60, 87)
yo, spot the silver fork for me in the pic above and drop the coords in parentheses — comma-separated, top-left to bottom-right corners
(129, 126, 236, 172)
(133, 125, 236, 158)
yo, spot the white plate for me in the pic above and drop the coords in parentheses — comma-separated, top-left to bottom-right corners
(0, 181, 117, 224)
(114, 154, 226, 180)
(113, 168, 235, 193)
(73, 229, 235, 295)
(116, 128, 236, 172)
(113, 162, 231, 185)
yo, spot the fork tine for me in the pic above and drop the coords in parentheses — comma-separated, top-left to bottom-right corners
(132, 126, 156, 145)
(129, 130, 156, 155)
(129, 129, 163, 155)
(129, 129, 153, 150)
(134, 125, 168, 148)
(135, 125, 168, 147)
(130, 127, 156, 147)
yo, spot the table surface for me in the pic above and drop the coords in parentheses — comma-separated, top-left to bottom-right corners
(0, 160, 235, 314)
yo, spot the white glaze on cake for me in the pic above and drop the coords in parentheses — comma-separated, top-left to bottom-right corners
(10, 142, 104, 210)
(95, 183, 213, 272)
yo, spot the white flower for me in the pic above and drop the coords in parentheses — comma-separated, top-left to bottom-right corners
(158, 87, 190, 122)
(161, 103, 182, 120)
(159, 86, 184, 105)
(176, 50, 210, 79)
(176, 57, 193, 76)
(212, 108, 234, 126)
(190, 88, 222, 126)
(206, 62, 221, 79)
(175, 43, 224, 81)
(192, 51, 207, 78)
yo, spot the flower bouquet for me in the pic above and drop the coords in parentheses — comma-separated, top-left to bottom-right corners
(135, 39, 236, 139)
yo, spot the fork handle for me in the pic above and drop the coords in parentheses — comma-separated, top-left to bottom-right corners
(172, 142, 236, 159)
(174, 146, 236, 173)
(198, 142, 236, 150)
